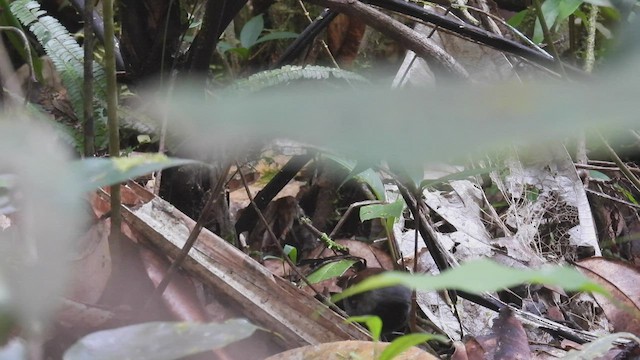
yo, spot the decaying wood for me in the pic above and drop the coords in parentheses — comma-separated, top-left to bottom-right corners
(100, 182, 369, 349)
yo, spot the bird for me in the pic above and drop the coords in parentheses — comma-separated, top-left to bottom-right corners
(338, 267, 412, 337)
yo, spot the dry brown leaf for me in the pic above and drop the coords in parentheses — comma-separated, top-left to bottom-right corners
(311, 239, 395, 270)
(68, 219, 112, 304)
(264, 340, 437, 360)
(465, 336, 490, 360)
(461, 308, 531, 360)
(451, 340, 470, 360)
(327, 14, 366, 66)
(575, 257, 640, 334)
(493, 308, 531, 359)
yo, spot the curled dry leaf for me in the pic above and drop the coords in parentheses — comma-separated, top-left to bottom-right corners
(460, 308, 531, 360)
(575, 257, 640, 334)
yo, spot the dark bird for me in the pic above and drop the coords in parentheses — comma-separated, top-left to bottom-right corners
(339, 268, 412, 337)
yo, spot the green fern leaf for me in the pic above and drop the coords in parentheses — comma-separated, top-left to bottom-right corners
(227, 65, 369, 95)
(10, 0, 107, 122)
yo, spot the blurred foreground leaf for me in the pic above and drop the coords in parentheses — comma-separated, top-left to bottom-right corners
(0, 122, 84, 332)
(63, 319, 258, 360)
(332, 259, 607, 303)
(161, 75, 638, 169)
(72, 155, 197, 192)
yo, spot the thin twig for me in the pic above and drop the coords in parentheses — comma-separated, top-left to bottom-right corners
(575, 162, 640, 175)
(103, 0, 122, 266)
(82, 0, 95, 156)
(532, 0, 566, 78)
(393, 6, 452, 87)
(310, 0, 469, 78)
(300, 217, 349, 253)
(297, 0, 341, 69)
(160, 0, 176, 85)
(0, 26, 33, 106)
(449, 4, 551, 58)
(585, 188, 640, 209)
(597, 133, 640, 194)
(236, 162, 319, 290)
(329, 200, 380, 238)
(408, 187, 420, 332)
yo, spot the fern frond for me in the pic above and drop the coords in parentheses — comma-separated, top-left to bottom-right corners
(10, 0, 107, 121)
(227, 65, 369, 95)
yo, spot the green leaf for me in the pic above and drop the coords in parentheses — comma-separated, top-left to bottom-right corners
(402, 162, 425, 190)
(419, 166, 499, 190)
(556, 0, 585, 22)
(0, 0, 43, 82)
(525, 186, 540, 201)
(533, 19, 544, 44)
(582, 0, 613, 7)
(227, 47, 251, 59)
(137, 135, 151, 144)
(284, 244, 298, 263)
(345, 315, 383, 341)
(72, 155, 197, 192)
(306, 259, 358, 285)
(543, 0, 583, 29)
(217, 41, 234, 54)
(227, 65, 369, 96)
(598, 6, 620, 21)
(323, 154, 386, 201)
(507, 9, 530, 27)
(10, 0, 107, 124)
(240, 15, 264, 48)
(360, 198, 404, 222)
(355, 168, 386, 201)
(254, 31, 299, 45)
(63, 319, 258, 360)
(380, 333, 448, 360)
(534, 0, 584, 43)
(332, 259, 607, 303)
(616, 185, 638, 205)
(588, 170, 611, 181)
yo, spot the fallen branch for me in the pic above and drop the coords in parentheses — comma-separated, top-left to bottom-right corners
(100, 182, 370, 349)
